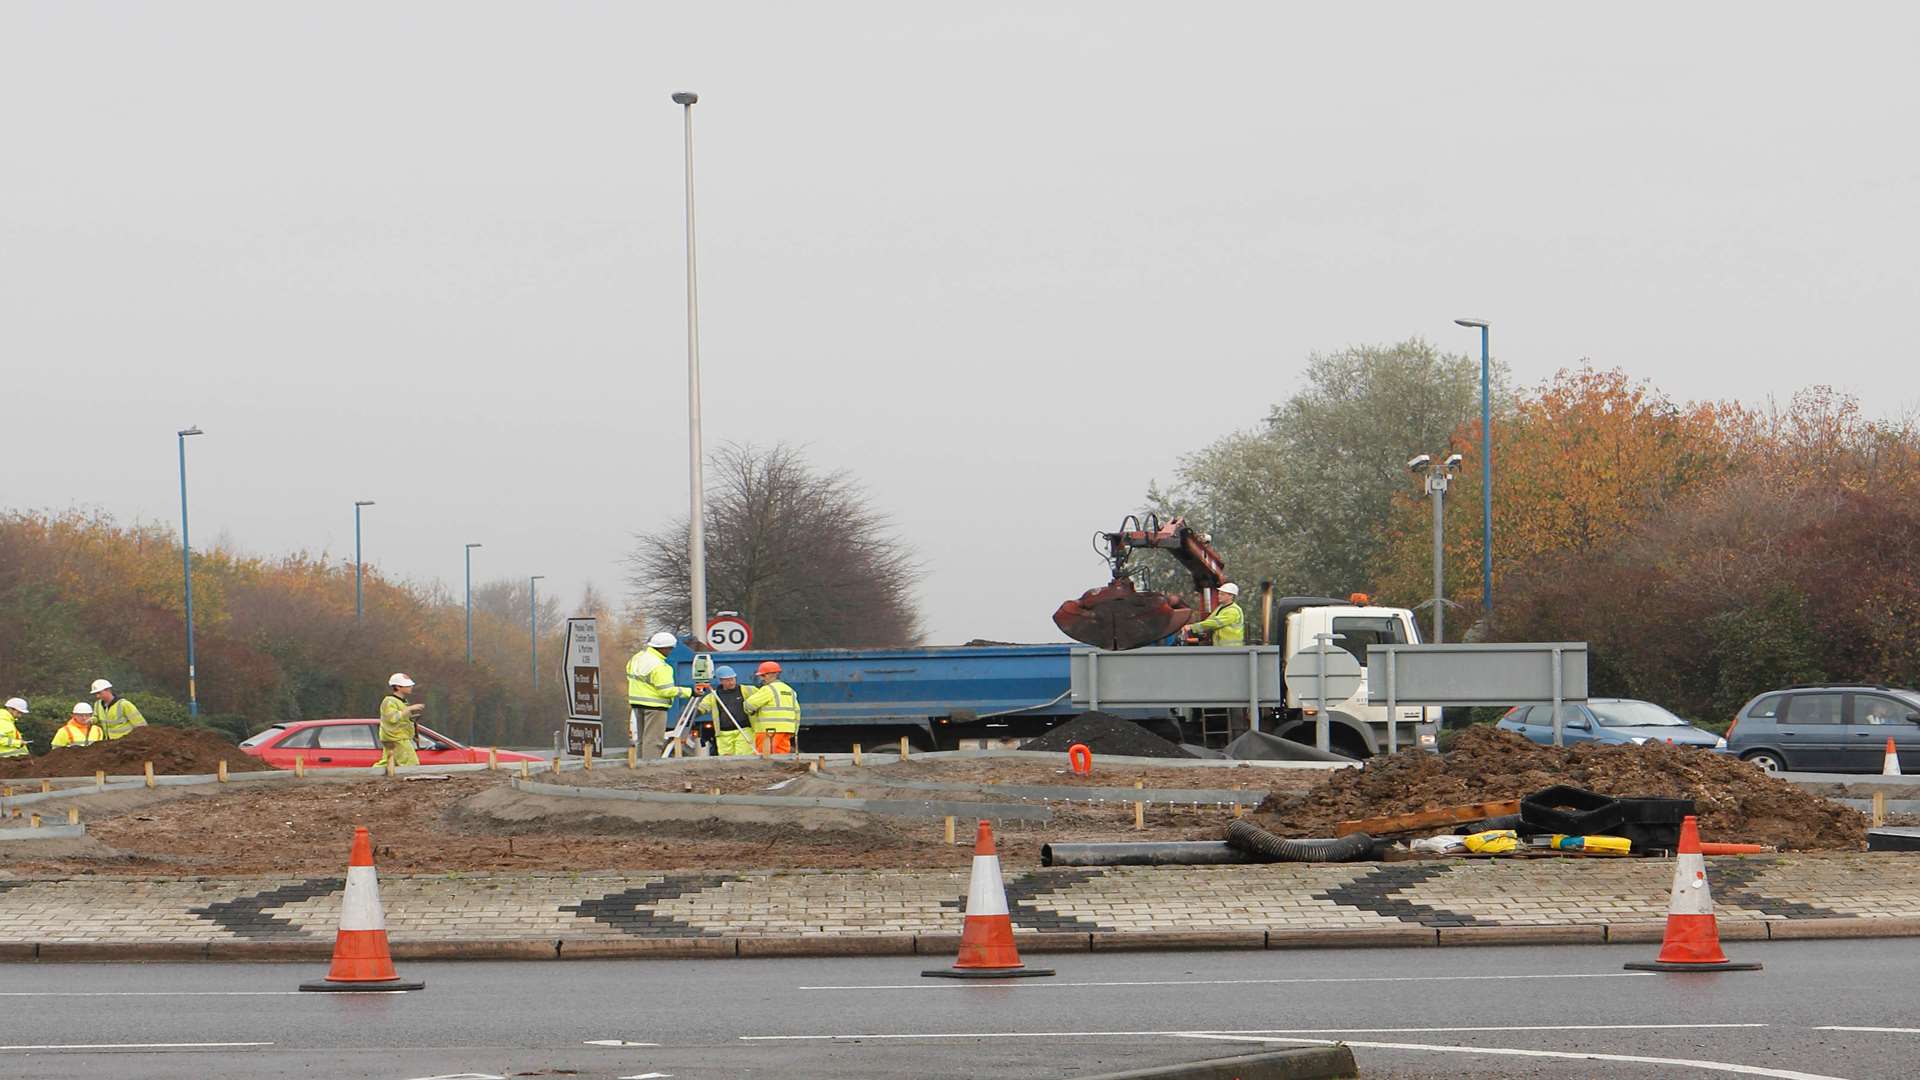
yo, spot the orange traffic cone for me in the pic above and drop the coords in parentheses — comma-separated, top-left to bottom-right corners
(1884, 737, 1902, 777)
(299, 826, 425, 992)
(1624, 815, 1761, 973)
(923, 821, 1055, 979)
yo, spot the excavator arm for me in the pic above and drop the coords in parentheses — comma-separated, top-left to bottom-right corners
(1054, 515, 1229, 650)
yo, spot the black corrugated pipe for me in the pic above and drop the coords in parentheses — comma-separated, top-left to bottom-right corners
(1040, 842, 1258, 867)
(1225, 818, 1375, 862)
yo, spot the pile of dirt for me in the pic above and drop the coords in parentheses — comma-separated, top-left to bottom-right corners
(0, 726, 269, 780)
(1250, 726, 1867, 851)
(1022, 712, 1188, 759)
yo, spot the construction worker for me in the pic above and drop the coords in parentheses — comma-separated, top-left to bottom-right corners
(626, 631, 691, 753)
(1, 698, 29, 758)
(375, 673, 424, 769)
(696, 666, 755, 757)
(90, 679, 146, 739)
(744, 660, 800, 755)
(50, 703, 103, 748)
(1189, 582, 1245, 646)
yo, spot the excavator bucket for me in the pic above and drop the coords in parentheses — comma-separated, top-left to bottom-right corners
(1052, 579, 1196, 651)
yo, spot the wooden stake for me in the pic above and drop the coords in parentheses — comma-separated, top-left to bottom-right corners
(144, 762, 156, 789)
(520, 760, 531, 779)
(709, 787, 720, 797)
(95, 769, 106, 789)
(488, 747, 499, 771)
(217, 759, 228, 783)
(1873, 790, 1888, 827)
(551, 752, 562, 774)
(845, 789, 856, 799)
(899, 736, 910, 761)
(1133, 800, 1145, 831)
(808, 760, 819, 774)
(582, 745, 593, 771)
(384, 761, 396, 779)
(29, 813, 40, 829)
(944, 815, 956, 844)
(627, 745, 638, 769)
(40, 779, 51, 794)
(293, 756, 305, 779)
(67, 806, 80, 826)
(1, 786, 9, 798)
(852, 743, 862, 765)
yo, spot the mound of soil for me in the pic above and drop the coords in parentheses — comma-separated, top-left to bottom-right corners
(1250, 726, 1866, 852)
(0, 725, 269, 780)
(1023, 712, 1188, 759)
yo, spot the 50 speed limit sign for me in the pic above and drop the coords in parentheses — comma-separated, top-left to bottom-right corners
(706, 616, 752, 652)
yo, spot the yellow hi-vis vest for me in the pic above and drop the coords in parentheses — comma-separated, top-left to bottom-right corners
(378, 694, 415, 745)
(51, 719, 102, 748)
(744, 680, 800, 734)
(1194, 600, 1245, 645)
(625, 647, 688, 708)
(0, 715, 27, 757)
(97, 697, 146, 739)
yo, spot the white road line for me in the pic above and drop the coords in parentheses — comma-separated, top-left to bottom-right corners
(1176, 1033, 1853, 1080)
(740, 1023, 1762, 1042)
(1815, 1027, 1920, 1034)
(798, 971, 1657, 991)
(0, 991, 302, 997)
(0, 1042, 273, 1051)
(585, 1040, 662, 1047)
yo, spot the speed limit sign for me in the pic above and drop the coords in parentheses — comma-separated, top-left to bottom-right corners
(706, 615, 752, 652)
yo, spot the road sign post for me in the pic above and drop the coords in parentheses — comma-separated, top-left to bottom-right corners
(561, 617, 603, 756)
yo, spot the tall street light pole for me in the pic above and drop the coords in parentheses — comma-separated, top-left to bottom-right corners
(177, 426, 205, 716)
(1408, 453, 1463, 643)
(1455, 318, 1492, 615)
(354, 500, 375, 622)
(673, 90, 708, 644)
(529, 575, 546, 690)
(465, 543, 483, 664)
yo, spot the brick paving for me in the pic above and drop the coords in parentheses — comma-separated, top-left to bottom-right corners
(3, 853, 1919, 948)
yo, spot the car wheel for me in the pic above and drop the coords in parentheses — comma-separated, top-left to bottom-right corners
(1742, 750, 1785, 773)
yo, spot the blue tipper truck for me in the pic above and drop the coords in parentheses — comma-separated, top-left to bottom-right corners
(672, 644, 1086, 752)
(669, 596, 1438, 757)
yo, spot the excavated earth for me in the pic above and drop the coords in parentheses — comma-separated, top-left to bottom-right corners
(0, 726, 270, 781)
(1250, 726, 1868, 851)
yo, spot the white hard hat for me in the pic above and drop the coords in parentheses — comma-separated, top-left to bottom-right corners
(648, 631, 677, 649)
(71, 702, 94, 716)
(1218, 582, 1241, 596)
(388, 672, 415, 688)
(89, 678, 113, 694)
(3, 698, 26, 714)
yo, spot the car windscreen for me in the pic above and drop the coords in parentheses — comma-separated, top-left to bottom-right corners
(238, 726, 286, 748)
(1592, 701, 1689, 728)
(1895, 691, 1920, 713)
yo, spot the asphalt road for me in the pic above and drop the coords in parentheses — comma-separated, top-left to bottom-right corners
(3, 940, 1917, 1079)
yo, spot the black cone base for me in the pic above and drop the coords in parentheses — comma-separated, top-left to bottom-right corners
(1623, 961, 1761, 973)
(922, 967, 1056, 979)
(299, 979, 427, 992)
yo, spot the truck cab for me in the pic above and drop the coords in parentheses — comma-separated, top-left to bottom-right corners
(1268, 598, 1439, 757)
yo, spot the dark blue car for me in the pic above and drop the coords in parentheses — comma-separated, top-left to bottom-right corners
(1495, 698, 1726, 750)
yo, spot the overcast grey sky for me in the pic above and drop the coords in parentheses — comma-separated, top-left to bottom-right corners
(4, 3, 1917, 644)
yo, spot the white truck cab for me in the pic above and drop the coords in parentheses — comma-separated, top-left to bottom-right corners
(1276, 599, 1441, 756)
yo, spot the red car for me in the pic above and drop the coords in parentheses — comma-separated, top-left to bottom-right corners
(238, 718, 545, 769)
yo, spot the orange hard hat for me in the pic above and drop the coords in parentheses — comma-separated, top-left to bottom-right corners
(756, 661, 782, 677)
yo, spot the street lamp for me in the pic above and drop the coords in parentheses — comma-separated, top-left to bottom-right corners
(354, 501, 375, 622)
(177, 426, 205, 717)
(465, 543, 483, 664)
(1454, 318, 1492, 615)
(1408, 452, 1464, 643)
(529, 575, 546, 690)
(673, 89, 708, 644)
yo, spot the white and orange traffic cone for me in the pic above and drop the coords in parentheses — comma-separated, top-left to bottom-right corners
(923, 820, 1055, 980)
(1884, 737, 1902, 777)
(299, 826, 425, 992)
(1624, 815, 1761, 973)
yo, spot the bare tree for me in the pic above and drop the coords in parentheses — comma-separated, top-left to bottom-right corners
(626, 443, 923, 648)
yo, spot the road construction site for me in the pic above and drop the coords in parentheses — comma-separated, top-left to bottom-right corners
(0, 720, 1887, 881)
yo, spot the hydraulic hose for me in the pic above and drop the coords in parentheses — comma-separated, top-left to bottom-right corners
(1225, 818, 1375, 863)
